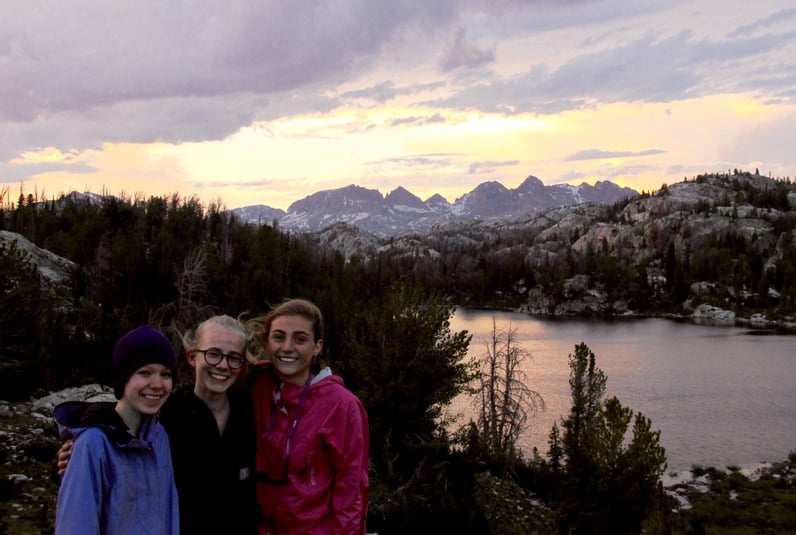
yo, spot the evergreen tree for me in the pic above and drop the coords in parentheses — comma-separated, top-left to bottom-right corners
(338, 281, 475, 530)
(340, 281, 474, 467)
(553, 342, 667, 534)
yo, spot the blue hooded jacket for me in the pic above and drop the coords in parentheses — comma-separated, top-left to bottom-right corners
(54, 401, 179, 535)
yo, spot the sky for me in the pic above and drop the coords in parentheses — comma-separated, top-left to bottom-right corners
(2, 1, 795, 211)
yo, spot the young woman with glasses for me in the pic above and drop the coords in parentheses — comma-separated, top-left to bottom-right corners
(248, 298, 370, 535)
(162, 314, 259, 534)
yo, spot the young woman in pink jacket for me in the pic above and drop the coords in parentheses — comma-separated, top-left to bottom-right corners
(249, 298, 370, 534)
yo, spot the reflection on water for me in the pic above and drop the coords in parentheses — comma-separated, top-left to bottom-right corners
(448, 309, 796, 473)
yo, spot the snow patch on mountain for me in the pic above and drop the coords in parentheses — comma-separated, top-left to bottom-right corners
(229, 176, 638, 237)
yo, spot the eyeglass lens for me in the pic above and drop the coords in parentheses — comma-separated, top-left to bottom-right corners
(201, 348, 245, 368)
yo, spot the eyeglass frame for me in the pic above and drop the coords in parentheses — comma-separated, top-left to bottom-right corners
(193, 348, 246, 369)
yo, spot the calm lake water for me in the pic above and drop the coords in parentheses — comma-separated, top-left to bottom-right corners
(448, 309, 796, 474)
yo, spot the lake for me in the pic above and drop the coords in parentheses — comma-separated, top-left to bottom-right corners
(448, 308, 796, 474)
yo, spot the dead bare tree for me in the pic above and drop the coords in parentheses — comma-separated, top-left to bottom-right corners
(475, 318, 544, 458)
(151, 246, 215, 335)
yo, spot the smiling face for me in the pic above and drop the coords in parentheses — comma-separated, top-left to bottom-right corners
(187, 323, 247, 399)
(265, 314, 323, 385)
(116, 363, 173, 433)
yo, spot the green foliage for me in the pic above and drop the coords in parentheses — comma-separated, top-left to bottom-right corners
(0, 241, 45, 399)
(551, 342, 668, 534)
(339, 281, 474, 469)
(335, 281, 478, 532)
(670, 455, 796, 533)
(1, 191, 340, 396)
(470, 471, 555, 534)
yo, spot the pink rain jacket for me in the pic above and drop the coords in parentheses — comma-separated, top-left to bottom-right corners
(253, 364, 369, 534)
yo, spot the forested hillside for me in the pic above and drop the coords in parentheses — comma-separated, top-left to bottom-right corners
(363, 171, 796, 318)
(2, 170, 795, 400)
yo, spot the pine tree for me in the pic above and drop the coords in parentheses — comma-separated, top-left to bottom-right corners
(554, 342, 667, 534)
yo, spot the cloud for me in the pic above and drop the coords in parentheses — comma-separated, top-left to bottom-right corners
(1, 0, 794, 208)
(370, 153, 461, 165)
(666, 164, 688, 175)
(0, 161, 96, 184)
(0, 93, 269, 161)
(389, 114, 447, 127)
(431, 23, 796, 114)
(468, 160, 519, 174)
(556, 170, 588, 183)
(1, 2, 461, 118)
(720, 111, 796, 165)
(439, 28, 495, 72)
(729, 6, 796, 38)
(565, 149, 666, 161)
(0, 1, 463, 153)
(341, 81, 447, 105)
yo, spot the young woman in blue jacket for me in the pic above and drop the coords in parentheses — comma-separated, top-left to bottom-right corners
(54, 325, 180, 535)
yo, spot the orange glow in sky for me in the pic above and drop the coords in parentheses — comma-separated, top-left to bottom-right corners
(3, 1, 795, 210)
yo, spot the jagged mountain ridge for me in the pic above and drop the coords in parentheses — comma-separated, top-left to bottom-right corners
(8, 171, 795, 324)
(230, 175, 638, 237)
(300, 172, 796, 324)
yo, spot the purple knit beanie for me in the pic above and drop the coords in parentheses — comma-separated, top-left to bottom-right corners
(111, 325, 177, 399)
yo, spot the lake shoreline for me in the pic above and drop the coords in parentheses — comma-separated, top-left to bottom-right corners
(450, 309, 796, 475)
(461, 303, 796, 334)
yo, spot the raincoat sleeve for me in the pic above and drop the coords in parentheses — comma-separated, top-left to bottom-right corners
(329, 396, 370, 534)
(54, 429, 106, 535)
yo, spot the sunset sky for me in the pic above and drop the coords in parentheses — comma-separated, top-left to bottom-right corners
(2, 1, 795, 211)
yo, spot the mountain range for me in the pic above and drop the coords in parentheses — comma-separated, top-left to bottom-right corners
(229, 175, 639, 237)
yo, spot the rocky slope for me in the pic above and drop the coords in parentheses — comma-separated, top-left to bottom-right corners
(312, 172, 796, 326)
(3, 385, 793, 533)
(0, 385, 115, 534)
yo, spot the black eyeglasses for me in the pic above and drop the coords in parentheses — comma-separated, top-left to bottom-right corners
(194, 348, 246, 369)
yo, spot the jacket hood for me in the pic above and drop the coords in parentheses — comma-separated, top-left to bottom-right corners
(54, 400, 155, 448)
(251, 363, 342, 390)
(311, 366, 335, 385)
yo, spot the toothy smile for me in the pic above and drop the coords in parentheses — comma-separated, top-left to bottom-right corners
(209, 372, 228, 381)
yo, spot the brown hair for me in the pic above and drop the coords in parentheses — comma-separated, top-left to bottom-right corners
(257, 298, 323, 337)
(247, 299, 325, 365)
